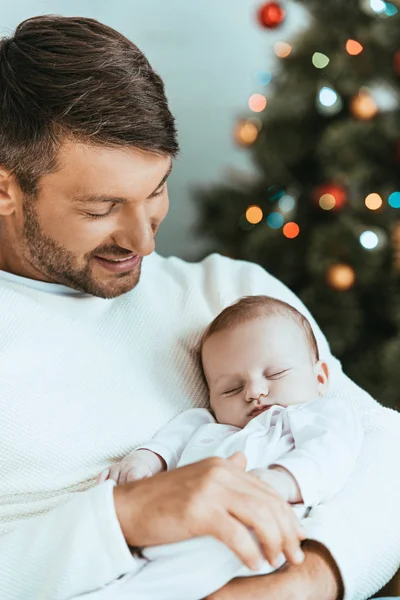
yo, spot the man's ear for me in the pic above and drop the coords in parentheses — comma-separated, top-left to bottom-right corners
(314, 360, 329, 396)
(0, 170, 17, 216)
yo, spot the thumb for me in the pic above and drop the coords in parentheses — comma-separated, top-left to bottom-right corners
(227, 451, 247, 470)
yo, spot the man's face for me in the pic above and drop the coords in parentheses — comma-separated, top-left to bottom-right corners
(0, 140, 172, 298)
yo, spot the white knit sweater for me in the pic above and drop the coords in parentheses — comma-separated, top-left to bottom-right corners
(0, 252, 399, 600)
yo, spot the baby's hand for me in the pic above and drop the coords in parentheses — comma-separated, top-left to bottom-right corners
(97, 449, 166, 485)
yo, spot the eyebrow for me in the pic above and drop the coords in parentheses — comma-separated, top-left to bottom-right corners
(71, 160, 173, 205)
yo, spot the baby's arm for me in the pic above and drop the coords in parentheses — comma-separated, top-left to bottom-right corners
(265, 397, 364, 508)
(97, 408, 215, 484)
(98, 448, 167, 484)
(249, 466, 302, 503)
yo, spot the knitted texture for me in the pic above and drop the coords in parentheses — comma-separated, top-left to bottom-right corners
(0, 252, 399, 600)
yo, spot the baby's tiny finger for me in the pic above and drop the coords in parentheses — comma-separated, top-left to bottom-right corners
(108, 464, 122, 483)
(96, 469, 110, 484)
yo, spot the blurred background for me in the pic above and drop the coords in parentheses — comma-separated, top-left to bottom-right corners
(2, 1, 400, 412)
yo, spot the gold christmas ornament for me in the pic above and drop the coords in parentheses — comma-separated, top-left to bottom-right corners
(326, 264, 355, 290)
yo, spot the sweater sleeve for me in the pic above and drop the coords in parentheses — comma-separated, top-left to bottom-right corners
(227, 258, 400, 600)
(272, 397, 364, 508)
(137, 408, 215, 469)
(0, 480, 137, 600)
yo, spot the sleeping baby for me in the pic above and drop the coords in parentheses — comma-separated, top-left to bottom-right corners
(97, 295, 363, 600)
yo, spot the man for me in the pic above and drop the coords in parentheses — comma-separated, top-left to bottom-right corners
(0, 14, 398, 600)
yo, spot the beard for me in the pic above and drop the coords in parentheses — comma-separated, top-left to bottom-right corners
(21, 196, 142, 299)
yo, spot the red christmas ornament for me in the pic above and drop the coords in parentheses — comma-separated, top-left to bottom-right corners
(394, 50, 400, 76)
(314, 183, 347, 211)
(257, 2, 286, 29)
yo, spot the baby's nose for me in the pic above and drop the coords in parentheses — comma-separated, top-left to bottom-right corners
(246, 379, 269, 402)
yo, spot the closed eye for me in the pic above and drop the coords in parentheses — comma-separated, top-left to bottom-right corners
(267, 369, 290, 380)
(83, 205, 117, 219)
(223, 386, 243, 396)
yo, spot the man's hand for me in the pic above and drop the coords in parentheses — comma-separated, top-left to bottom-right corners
(203, 541, 343, 600)
(114, 452, 306, 571)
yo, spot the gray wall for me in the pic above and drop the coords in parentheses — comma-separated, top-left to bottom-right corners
(1, 0, 306, 259)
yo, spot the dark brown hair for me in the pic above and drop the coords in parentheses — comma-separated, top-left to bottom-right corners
(0, 15, 179, 195)
(201, 295, 319, 362)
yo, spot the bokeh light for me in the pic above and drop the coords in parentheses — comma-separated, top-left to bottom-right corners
(369, 0, 387, 12)
(268, 185, 286, 202)
(274, 42, 292, 58)
(385, 2, 398, 16)
(267, 212, 284, 229)
(388, 191, 400, 208)
(234, 120, 258, 146)
(319, 193, 336, 210)
(249, 93, 267, 113)
(312, 53, 330, 69)
(283, 222, 300, 238)
(365, 193, 383, 210)
(360, 230, 379, 249)
(279, 195, 296, 213)
(319, 86, 339, 107)
(255, 71, 272, 86)
(245, 205, 263, 224)
(351, 91, 378, 120)
(327, 264, 355, 291)
(346, 40, 364, 55)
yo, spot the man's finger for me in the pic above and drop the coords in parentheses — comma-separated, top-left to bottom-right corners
(210, 512, 264, 571)
(226, 452, 247, 471)
(277, 503, 305, 565)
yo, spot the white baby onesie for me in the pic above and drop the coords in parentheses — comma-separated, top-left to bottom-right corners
(94, 397, 363, 600)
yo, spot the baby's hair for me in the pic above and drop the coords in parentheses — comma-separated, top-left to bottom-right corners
(200, 295, 319, 362)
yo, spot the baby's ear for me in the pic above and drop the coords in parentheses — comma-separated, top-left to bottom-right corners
(314, 360, 329, 396)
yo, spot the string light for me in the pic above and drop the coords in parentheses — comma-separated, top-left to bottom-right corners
(319, 86, 339, 107)
(249, 93, 267, 112)
(319, 193, 336, 210)
(346, 40, 364, 55)
(312, 53, 330, 69)
(351, 90, 378, 120)
(317, 85, 343, 115)
(326, 264, 355, 291)
(360, 230, 379, 250)
(283, 222, 300, 238)
(369, 0, 387, 12)
(274, 42, 292, 58)
(388, 191, 400, 208)
(385, 2, 398, 15)
(255, 71, 272, 86)
(279, 195, 296, 213)
(246, 205, 263, 224)
(267, 212, 284, 229)
(365, 193, 383, 210)
(234, 120, 259, 146)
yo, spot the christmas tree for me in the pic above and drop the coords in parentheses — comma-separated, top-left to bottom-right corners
(194, 0, 400, 408)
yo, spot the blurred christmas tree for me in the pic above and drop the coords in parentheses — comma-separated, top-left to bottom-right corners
(194, 0, 400, 408)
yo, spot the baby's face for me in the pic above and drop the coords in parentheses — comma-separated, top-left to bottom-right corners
(202, 315, 328, 428)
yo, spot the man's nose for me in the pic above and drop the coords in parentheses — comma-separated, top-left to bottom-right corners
(245, 378, 269, 402)
(114, 204, 155, 257)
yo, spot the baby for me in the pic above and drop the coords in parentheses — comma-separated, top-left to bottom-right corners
(97, 295, 363, 600)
